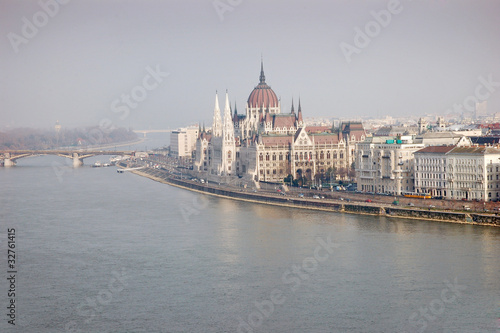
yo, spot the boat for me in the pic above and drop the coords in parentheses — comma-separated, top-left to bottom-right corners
(92, 161, 102, 167)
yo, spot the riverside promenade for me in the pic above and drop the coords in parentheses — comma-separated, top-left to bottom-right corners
(129, 166, 500, 227)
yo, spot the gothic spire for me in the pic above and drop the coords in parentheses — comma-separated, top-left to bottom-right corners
(291, 98, 295, 114)
(223, 90, 235, 143)
(233, 101, 238, 122)
(297, 97, 303, 123)
(212, 91, 222, 137)
(259, 58, 266, 84)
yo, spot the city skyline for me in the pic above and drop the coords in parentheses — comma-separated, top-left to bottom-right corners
(1, 0, 500, 130)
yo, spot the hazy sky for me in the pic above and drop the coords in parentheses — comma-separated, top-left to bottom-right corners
(1, 0, 500, 130)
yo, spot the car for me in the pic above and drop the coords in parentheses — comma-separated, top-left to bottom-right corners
(339, 197, 344, 201)
(345, 198, 351, 202)
(298, 193, 304, 198)
(280, 192, 287, 196)
(429, 205, 436, 208)
(312, 195, 320, 199)
(365, 199, 372, 203)
(408, 202, 415, 207)
(320, 196, 325, 199)
(463, 206, 470, 211)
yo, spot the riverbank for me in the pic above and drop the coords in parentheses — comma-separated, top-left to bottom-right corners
(129, 167, 500, 227)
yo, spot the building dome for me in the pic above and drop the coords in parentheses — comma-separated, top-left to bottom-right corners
(247, 62, 279, 109)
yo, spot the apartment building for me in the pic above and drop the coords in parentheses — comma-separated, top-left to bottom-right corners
(356, 136, 424, 195)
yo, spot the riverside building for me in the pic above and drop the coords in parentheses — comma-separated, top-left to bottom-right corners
(193, 61, 366, 185)
(170, 127, 199, 158)
(355, 136, 424, 195)
(414, 145, 500, 201)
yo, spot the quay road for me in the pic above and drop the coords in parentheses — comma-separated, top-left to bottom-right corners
(125, 156, 500, 215)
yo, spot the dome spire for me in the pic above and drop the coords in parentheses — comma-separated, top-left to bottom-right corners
(259, 57, 266, 84)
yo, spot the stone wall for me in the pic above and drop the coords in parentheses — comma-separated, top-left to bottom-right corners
(134, 167, 499, 227)
(386, 208, 466, 222)
(470, 214, 500, 225)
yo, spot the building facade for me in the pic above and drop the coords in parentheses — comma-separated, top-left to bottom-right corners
(356, 136, 424, 195)
(193, 62, 366, 184)
(415, 146, 500, 201)
(170, 127, 199, 158)
(413, 146, 455, 197)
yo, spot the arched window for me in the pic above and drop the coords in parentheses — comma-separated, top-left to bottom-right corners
(228, 151, 231, 159)
(259, 154, 263, 162)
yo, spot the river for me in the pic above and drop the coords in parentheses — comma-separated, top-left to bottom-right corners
(0, 133, 499, 333)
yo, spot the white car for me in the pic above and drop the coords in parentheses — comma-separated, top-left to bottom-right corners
(312, 195, 320, 199)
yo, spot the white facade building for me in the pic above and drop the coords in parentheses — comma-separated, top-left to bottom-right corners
(413, 146, 455, 198)
(170, 127, 199, 158)
(414, 146, 500, 201)
(356, 136, 424, 195)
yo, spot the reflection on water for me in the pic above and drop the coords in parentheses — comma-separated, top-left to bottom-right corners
(1, 160, 499, 333)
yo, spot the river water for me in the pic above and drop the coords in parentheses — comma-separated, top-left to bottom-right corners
(1, 134, 499, 333)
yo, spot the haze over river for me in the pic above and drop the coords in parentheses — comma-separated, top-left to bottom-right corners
(1, 135, 499, 332)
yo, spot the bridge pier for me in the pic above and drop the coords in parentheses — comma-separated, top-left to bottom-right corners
(73, 153, 83, 167)
(4, 159, 15, 167)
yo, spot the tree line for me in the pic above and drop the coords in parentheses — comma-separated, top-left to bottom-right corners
(0, 126, 137, 150)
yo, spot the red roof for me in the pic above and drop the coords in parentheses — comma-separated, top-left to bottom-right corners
(248, 83, 279, 109)
(306, 126, 331, 134)
(415, 146, 456, 154)
(273, 115, 296, 128)
(261, 135, 293, 146)
(311, 134, 340, 144)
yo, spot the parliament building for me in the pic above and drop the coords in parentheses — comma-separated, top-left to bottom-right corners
(193, 61, 366, 185)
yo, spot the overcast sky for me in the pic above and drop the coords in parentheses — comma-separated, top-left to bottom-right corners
(1, 0, 499, 130)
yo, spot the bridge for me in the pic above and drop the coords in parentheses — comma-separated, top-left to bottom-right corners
(133, 129, 173, 137)
(0, 150, 136, 167)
